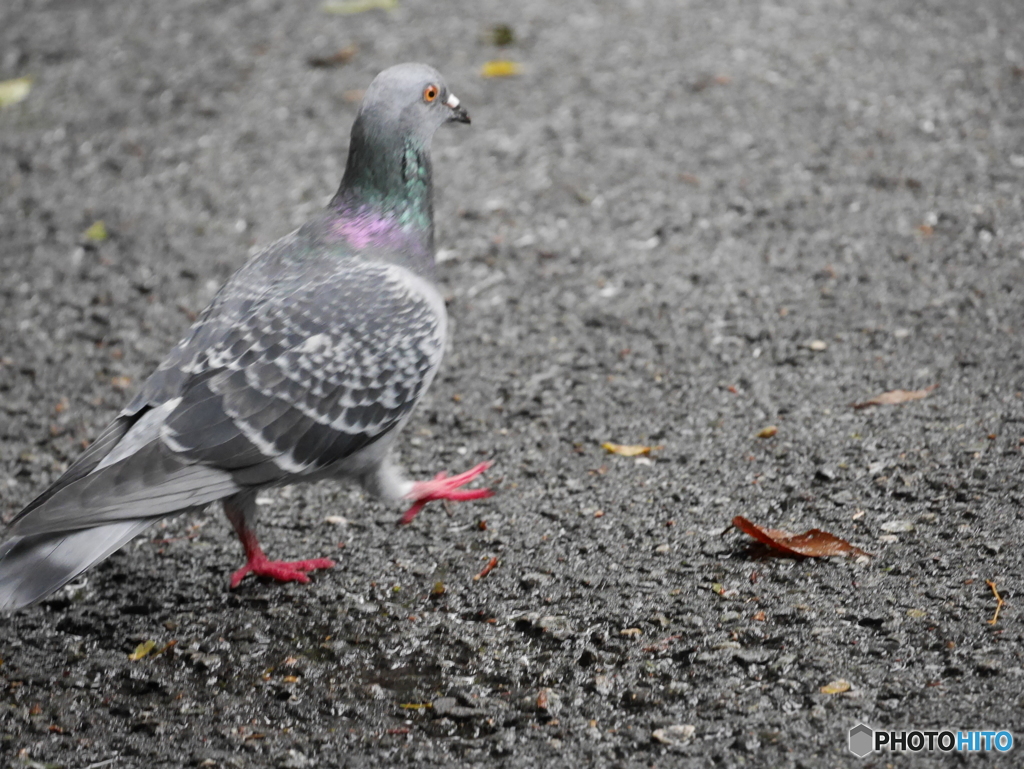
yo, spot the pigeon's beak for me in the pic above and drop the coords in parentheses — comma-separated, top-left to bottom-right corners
(445, 93, 470, 124)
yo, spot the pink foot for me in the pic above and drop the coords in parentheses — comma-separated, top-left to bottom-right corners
(399, 461, 494, 525)
(230, 554, 335, 589)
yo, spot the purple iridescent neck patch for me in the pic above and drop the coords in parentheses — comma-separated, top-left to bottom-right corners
(329, 208, 403, 249)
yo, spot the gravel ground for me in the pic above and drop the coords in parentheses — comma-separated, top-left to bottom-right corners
(2, 0, 1024, 767)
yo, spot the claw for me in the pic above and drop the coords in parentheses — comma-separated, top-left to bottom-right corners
(399, 461, 494, 525)
(230, 555, 335, 589)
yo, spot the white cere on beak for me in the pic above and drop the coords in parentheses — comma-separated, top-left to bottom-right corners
(444, 93, 460, 109)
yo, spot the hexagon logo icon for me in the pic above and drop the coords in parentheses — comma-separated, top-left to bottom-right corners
(849, 723, 874, 757)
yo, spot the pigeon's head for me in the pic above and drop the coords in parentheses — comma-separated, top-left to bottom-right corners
(357, 63, 470, 148)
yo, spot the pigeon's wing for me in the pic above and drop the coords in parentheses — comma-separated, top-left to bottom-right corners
(155, 258, 447, 487)
(4, 255, 442, 561)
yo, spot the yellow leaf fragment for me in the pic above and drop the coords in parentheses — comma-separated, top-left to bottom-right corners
(0, 77, 32, 108)
(756, 425, 778, 439)
(906, 609, 926, 619)
(820, 679, 851, 694)
(619, 627, 642, 637)
(129, 640, 157, 661)
(481, 60, 521, 78)
(83, 220, 108, 242)
(322, 0, 396, 13)
(601, 442, 662, 457)
(399, 702, 432, 710)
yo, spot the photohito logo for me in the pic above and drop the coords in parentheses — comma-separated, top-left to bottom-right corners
(849, 723, 1014, 757)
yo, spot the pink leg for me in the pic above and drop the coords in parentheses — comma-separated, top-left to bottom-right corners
(224, 494, 334, 589)
(399, 461, 494, 525)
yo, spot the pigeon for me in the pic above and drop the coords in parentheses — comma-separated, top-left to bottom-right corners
(0, 63, 492, 611)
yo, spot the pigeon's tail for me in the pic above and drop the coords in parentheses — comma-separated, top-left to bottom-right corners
(0, 405, 243, 610)
(0, 520, 159, 611)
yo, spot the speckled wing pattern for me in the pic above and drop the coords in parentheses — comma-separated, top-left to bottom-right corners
(141, 252, 445, 487)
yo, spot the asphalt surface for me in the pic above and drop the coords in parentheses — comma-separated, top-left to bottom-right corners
(2, 0, 1024, 767)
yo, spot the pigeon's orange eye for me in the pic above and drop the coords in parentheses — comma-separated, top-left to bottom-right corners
(423, 85, 439, 103)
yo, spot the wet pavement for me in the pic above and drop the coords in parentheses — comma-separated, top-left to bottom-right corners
(2, 0, 1024, 766)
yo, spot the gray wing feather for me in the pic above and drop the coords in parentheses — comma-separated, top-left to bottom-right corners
(0, 519, 162, 611)
(12, 443, 238, 537)
(160, 259, 445, 481)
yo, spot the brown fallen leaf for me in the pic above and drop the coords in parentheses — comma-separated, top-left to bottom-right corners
(756, 425, 778, 439)
(820, 679, 851, 694)
(732, 516, 871, 558)
(852, 383, 938, 409)
(152, 639, 177, 657)
(473, 556, 498, 581)
(601, 442, 663, 457)
(308, 44, 358, 68)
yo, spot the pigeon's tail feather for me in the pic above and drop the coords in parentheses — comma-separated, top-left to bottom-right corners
(12, 416, 133, 524)
(0, 520, 159, 611)
(11, 441, 239, 538)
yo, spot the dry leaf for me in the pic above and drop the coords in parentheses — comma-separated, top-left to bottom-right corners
(322, 0, 396, 13)
(129, 640, 157, 661)
(111, 376, 132, 390)
(491, 24, 515, 46)
(732, 516, 871, 558)
(987, 580, 1004, 626)
(820, 679, 851, 694)
(83, 220, 108, 242)
(308, 44, 358, 68)
(473, 556, 498, 581)
(756, 425, 778, 439)
(0, 77, 32, 108)
(601, 442, 663, 457)
(852, 384, 937, 409)
(481, 60, 521, 78)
